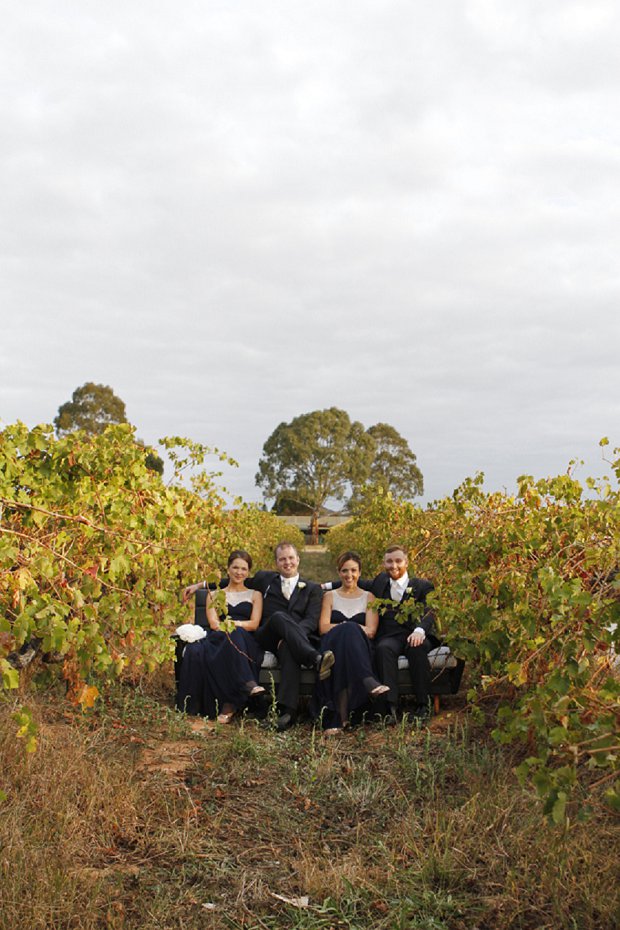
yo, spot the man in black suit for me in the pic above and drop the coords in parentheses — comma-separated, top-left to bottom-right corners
(326, 544, 438, 721)
(370, 545, 439, 721)
(183, 541, 332, 730)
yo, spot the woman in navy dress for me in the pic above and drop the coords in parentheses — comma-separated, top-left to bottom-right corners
(314, 551, 388, 734)
(176, 550, 264, 724)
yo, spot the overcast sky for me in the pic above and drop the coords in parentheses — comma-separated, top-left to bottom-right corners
(2, 0, 619, 507)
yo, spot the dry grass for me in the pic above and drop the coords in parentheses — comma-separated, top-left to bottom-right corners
(1, 678, 618, 930)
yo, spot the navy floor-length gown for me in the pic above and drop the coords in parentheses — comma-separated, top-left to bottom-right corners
(313, 590, 381, 729)
(176, 592, 264, 718)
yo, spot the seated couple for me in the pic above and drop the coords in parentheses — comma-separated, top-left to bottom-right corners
(177, 541, 437, 732)
(178, 542, 335, 731)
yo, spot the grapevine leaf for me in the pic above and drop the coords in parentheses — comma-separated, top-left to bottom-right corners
(77, 684, 100, 710)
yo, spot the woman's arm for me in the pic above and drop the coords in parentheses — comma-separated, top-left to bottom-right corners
(234, 592, 263, 631)
(319, 591, 337, 635)
(362, 605, 379, 639)
(205, 592, 221, 631)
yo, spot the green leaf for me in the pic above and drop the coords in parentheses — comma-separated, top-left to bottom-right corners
(32, 509, 47, 528)
(551, 791, 567, 824)
(548, 726, 569, 747)
(2, 664, 20, 689)
(109, 554, 130, 579)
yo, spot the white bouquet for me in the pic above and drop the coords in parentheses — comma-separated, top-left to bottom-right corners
(175, 624, 207, 643)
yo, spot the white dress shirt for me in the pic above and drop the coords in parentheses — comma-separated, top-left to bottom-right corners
(280, 574, 299, 600)
(390, 573, 409, 602)
(391, 573, 425, 640)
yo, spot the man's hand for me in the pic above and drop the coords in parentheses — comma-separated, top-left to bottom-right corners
(407, 628, 426, 648)
(182, 582, 202, 603)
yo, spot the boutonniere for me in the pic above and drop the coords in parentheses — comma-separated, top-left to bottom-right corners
(405, 587, 413, 595)
(298, 582, 306, 590)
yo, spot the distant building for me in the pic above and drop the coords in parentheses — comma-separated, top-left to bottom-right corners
(276, 513, 351, 544)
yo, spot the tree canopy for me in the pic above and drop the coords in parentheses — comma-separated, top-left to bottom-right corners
(54, 382, 128, 437)
(255, 408, 375, 535)
(54, 382, 164, 475)
(255, 409, 423, 536)
(365, 422, 423, 499)
(272, 493, 314, 516)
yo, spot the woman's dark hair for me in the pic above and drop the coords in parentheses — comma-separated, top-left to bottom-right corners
(227, 549, 253, 570)
(337, 550, 362, 571)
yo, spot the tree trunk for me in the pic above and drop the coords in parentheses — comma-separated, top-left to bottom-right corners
(310, 511, 319, 545)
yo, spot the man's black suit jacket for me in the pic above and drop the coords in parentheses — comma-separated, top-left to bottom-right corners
(243, 571, 322, 640)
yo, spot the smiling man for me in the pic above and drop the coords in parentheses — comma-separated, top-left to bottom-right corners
(184, 542, 333, 730)
(372, 545, 438, 721)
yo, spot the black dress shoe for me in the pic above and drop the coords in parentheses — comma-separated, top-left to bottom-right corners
(249, 691, 271, 720)
(316, 650, 335, 680)
(412, 703, 431, 723)
(275, 712, 295, 732)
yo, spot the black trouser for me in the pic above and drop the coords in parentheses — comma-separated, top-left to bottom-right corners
(374, 632, 433, 707)
(253, 611, 319, 713)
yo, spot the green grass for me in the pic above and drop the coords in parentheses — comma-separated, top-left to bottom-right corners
(299, 548, 336, 583)
(1, 679, 618, 930)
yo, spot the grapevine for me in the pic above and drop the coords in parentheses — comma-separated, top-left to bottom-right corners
(328, 444, 620, 818)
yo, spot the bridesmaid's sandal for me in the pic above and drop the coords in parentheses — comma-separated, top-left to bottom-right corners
(249, 685, 266, 697)
(217, 706, 236, 724)
(370, 684, 390, 698)
(323, 728, 342, 737)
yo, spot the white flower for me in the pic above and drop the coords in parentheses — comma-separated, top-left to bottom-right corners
(175, 623, 207, 643)
(298, 582, 306, 589)
(406, 587, 413, 595)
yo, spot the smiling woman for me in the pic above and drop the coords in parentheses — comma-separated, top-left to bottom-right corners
(313, 550, 388, 733)
(176, 550, 266, 724)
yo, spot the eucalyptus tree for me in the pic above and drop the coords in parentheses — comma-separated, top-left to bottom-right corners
(256, 407, 375, 542)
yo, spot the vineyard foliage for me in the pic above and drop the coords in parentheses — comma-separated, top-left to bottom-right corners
(2, 420, 618, 819)
(328, 444, 620, 818)
(0, 422, 302, 713)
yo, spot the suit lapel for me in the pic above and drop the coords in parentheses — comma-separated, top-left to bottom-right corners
(264, 574, 283, 602)
(401, 578, 419, 603)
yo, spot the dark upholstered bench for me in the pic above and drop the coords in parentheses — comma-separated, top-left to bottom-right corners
(185, 589, 464, 714)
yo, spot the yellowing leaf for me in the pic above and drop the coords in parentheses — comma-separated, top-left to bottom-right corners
(506, 662, 527, 686)
(17, 568, 32, 590)
(2, 662, 19, 689)
(77, 684, 99, 710)
(13, 708, 38, 753)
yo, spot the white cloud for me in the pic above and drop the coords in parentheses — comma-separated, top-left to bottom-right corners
(1, 1, 619, 510)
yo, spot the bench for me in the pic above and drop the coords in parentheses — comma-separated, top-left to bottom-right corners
(182, 590, 464, 714)
(258, 646, 464, 714)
